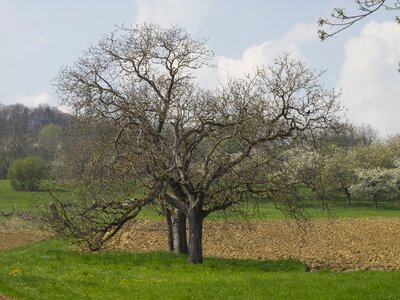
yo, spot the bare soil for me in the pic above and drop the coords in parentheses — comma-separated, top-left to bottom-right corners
(0, 231, 50, 251)
(1, 217, 400, 271)
(0, 217, 51, 251)
(105, 217, 400, 271)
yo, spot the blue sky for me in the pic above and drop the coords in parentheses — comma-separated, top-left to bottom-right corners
(1, 0, 399, 135)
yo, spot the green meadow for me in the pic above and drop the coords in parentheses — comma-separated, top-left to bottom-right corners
(1, 179, 400, 299)
(2, 179, 400, 219)
(1, 239, 400, 300)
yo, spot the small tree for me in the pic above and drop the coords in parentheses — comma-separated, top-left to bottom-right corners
(351, 167, 400, 208)
(322, 147, 358, 205)
(288, 149, 326, 194)
(7, 156, 47, 191)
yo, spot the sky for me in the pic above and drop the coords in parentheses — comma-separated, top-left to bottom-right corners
(1, 0, 400, 136)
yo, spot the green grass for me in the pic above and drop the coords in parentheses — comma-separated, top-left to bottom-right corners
(1, 179, 400, 219)
(1, 180, 400, 299)
(235, 198, 400, 219)
(141, 197, 400, 221)
(0, 239, 399, 299)
(0, 180, 52, 211)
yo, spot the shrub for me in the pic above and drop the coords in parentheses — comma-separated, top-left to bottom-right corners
(7, 156, 47, 191)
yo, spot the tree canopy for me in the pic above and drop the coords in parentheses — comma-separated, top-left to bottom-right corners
(52, 23, 343, 264)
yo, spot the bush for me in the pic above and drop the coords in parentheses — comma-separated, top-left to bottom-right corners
(7, 156, 47, 191)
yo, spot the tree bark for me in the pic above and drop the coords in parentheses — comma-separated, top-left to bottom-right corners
(162, 205, 174, 252)
(187, 208, 203, 264)
(163, 205, 188, 254)
(172, 209, 188, 254)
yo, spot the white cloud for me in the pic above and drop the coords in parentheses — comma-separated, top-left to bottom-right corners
(133, 0, 215, 30)
(15, 92, 51, 107)
(337, 21, 400, 136)
(194, 22, 317, 87)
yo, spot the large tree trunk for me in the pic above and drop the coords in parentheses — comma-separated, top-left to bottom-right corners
(163, 205, 188, 254)
(187, 208, 204, 264)
(172, 209, 188, 254)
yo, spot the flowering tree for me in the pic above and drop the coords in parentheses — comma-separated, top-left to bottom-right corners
(351, 167, 400, 208)
(321, 147, 358, 205)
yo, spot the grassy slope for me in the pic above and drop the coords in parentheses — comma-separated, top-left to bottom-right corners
(0, 239, 399, 300)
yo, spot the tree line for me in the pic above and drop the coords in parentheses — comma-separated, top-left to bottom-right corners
(288, 134, 400, 209)
(0, 104, 69, 178)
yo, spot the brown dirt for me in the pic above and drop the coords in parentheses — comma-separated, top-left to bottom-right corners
(0, 217, 51, 251)
(0, 231, 50, 251)
(105, 217, 400, 271)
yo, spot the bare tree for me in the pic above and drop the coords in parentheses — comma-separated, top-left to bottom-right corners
(45, 117, 153, 250)
(318, 0, 400, 40)
(54, 23, 342, 264)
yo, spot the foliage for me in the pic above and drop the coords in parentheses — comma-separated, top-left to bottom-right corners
(346, 140, 400, 208)
(321, 147, 358, 204)
(38, 123, 63, 161)
(285, 148, 325, 193)
(351, 167, 400, 208)
(281, 138, 400, 208)
(351, 142, 395, 169)
(387, 135, 400, 160)
(7, 156, 47, 192)
(317, 123, 378, 149)
(0, 104, 68, 178)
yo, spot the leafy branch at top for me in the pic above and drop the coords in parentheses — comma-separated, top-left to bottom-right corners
(318, 0, 400, 40)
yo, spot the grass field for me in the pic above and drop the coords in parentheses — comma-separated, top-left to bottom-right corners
(142, 190, 400, 220)
(1, 180, 400, 299)
(0, 239, 400, 300)
(0, 180, 52, 211)
(1, 179, 400, 220)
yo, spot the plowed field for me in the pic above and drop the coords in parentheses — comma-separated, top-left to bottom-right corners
(0, 231, 50, 251)
(106, 217, 400, 271)
(2, 217, 400, 271)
